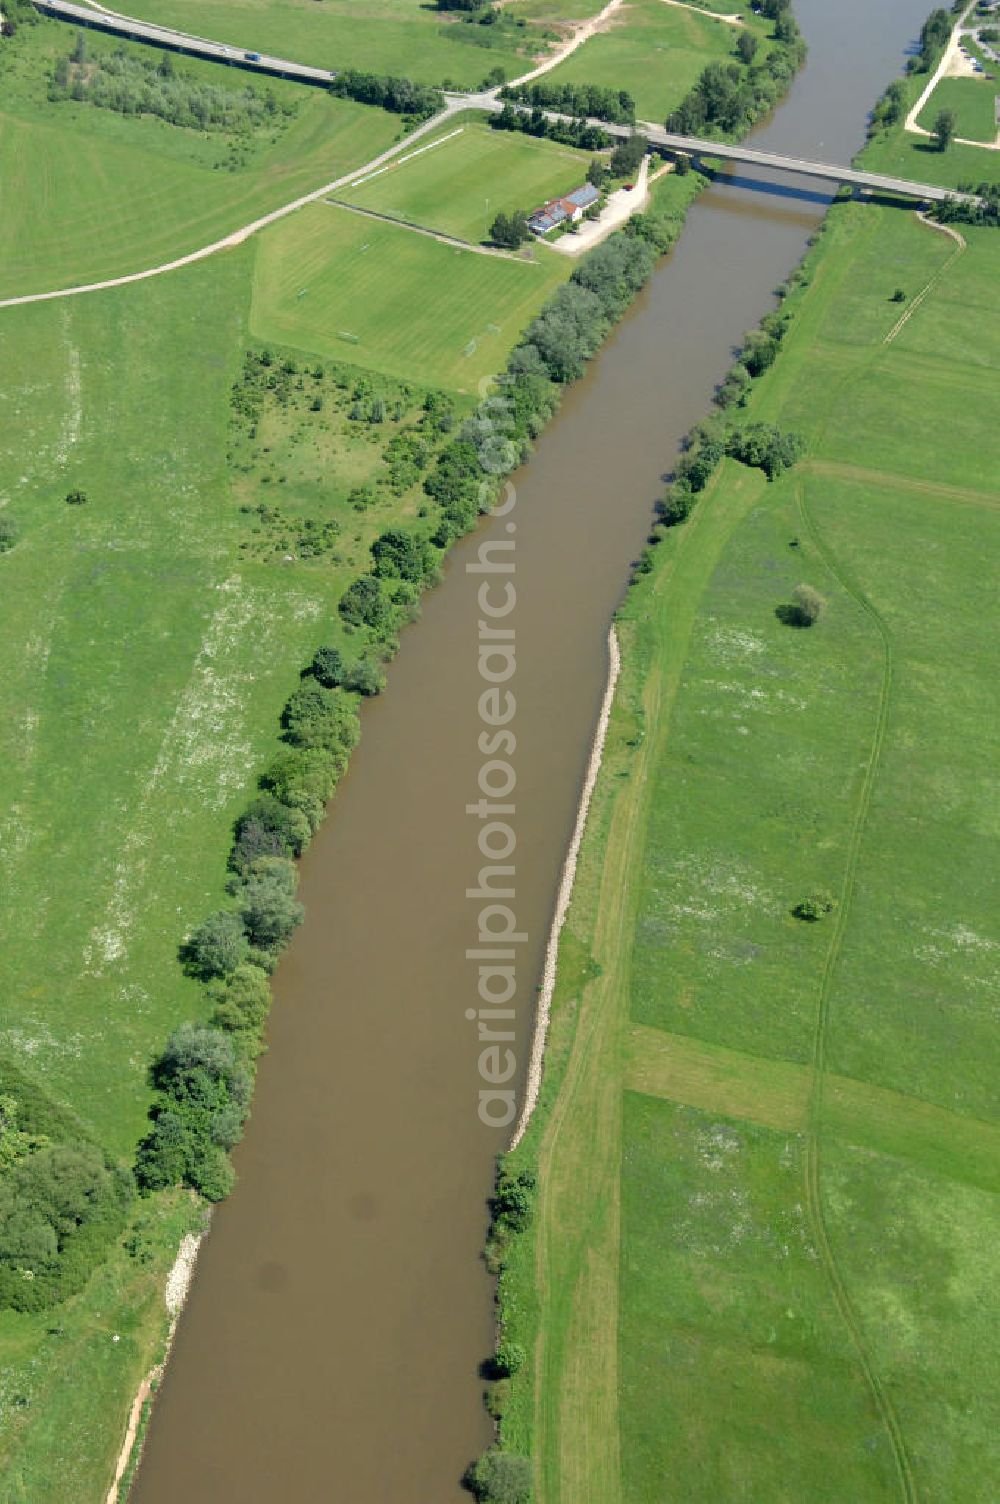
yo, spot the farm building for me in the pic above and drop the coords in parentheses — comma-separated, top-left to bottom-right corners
(528, 182, 600, 235)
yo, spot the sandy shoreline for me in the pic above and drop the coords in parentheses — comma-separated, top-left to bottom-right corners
(106, 1231, 205, 1504)
(510, 625, 622, 1151)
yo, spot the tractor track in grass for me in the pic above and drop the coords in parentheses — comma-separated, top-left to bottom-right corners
(795, 476, 918, 1504)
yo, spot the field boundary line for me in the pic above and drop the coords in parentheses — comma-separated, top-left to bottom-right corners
(796, 477, 918, 1504)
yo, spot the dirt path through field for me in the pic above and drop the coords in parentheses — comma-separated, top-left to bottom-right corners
(508, 0, 625, 88)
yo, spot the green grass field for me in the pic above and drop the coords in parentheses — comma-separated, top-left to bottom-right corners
(917, 73, 1000, 143)
(250, 201, 570, 390)
(342, 120, 591, 241)
(0, 21, 401, 298)
(111, 0, 534, 87)
(541, 0, 760, 121)
(498, 137, 1000, 1501)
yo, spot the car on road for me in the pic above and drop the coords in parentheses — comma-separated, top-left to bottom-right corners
(245, 50, 261, 61)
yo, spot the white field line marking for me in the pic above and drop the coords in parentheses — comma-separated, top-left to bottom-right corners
(345, 126, 464, 189)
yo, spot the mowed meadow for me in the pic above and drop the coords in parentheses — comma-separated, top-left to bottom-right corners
(498, 196, 1000, 1501)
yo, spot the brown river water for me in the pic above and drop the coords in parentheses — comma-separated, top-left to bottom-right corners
(130, 3, 933, 1499)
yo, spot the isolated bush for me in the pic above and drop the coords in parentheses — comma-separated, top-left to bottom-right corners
(0, 518, 18, 553)
(464, 1449, 532, 1503)
(657, 486, 694, 526)
(492, 1340, 527, 1378)
(65, 489, 88, 506)
(181, 910, 249, 979)
(792, 583, 826, 624)
(792, 890, 837, 921)
(891, 287, 906, 302)
(492, 1167, 536, 1233)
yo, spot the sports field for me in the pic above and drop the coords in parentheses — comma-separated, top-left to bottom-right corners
(112, 0, 534, 87)
(498, 174, 1000, 1499)
(541, 0, 756, 120)
(342, 121, 592, 243)
(250, 202, 570, 390)
(0, 23, 400, 299)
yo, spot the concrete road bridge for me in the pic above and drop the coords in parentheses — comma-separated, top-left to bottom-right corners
(34, 0, 977, 207)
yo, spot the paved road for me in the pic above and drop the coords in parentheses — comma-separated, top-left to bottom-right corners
(33, 0, 337, 83)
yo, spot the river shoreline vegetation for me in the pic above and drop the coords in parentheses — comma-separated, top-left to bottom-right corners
(491, 26, 1000, 1504)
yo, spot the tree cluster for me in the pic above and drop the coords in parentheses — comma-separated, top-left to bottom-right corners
(329, 69, 442, 120)
(135, 1024, 252, 1202)
(490, 100, 610, 150)
(50, 42, 294, 135)
(490, 209, 531, 249)
(868, 78, 907, 135)
(934, 181, 1000, 227)
(609, 131, 646, 179)
(0, 1087, 133, 1313)
(915, 8, 953, 71)
(726, 422, 805, 479)
(666, 25, 803, 138)
(137, 654, 369, 1197)
(500, 79, 636, 125)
